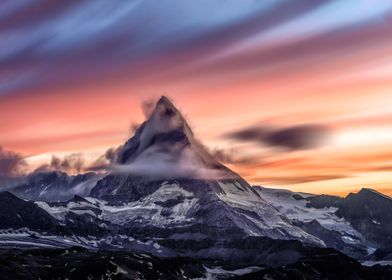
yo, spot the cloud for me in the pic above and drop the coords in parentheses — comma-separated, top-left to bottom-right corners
(210, 147, 259, 165)
(87, 146, 122, 172)
(35, 153, 85, 175)
(111, 143, 233, 181)
(225, 124, 330, 151)
(33, 148, 121, 175)
(211, 148, 236, 164)
(31, 146, 121, 175)
(0, 146, 27, 176)
(107, 97, 236, 180)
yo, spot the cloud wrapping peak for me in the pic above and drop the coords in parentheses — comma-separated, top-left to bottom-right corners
(111, 143, 233, 181)
(110, 96, 235, 180)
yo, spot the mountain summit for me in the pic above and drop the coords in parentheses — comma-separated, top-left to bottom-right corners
(118, 96, 195, 163)
(90, 95, 252, 198)
(115, 96, 227, 180)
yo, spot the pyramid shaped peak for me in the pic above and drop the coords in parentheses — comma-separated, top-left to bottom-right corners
(357, 188, 391, 200)
(147, 96, 192, 135)
(117, 96, 195, 164)
(0, 191, 21, 201)
(157, 95, 175, 107)
(153, 96, 184, 121)
(358, 188, 380, 196)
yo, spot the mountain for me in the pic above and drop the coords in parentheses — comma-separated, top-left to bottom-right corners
(303, 188, 392, 252)
(1, 187, 391, 278)
(87, 96, 323, 257)
(8, 171, 100, 202)
(335, 188, 392, 250)
(255, 186, 392, 262)
(0, 191, 113, 248)
(91, 96, 251, 199)
(0, 191, 60, 232)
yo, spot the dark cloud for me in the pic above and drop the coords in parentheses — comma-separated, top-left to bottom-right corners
(86, 146, 123, 172)
(211, 148, 258, 165)
(0, 146, 27, 176)
(211, 148, 236, 164)
(263, 125, 330, 150)
(226, 124, 330, 151)
(226, 127, 266, 142)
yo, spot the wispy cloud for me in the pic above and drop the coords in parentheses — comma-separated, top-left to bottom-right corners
(1, 0, 390, 95)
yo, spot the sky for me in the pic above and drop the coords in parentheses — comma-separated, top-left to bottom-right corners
(0, 0, 392, 196)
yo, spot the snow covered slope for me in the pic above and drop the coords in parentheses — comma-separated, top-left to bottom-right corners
(253, 186, 390, 259)
(8, 171, 101, 202)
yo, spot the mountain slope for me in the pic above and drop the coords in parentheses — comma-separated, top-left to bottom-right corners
(335, 188, 392, 250)
(254, 186, 392, 260)
(304, 188, 392, 251)
(8, 171, 100, 202)
(0, 192, 61, 233)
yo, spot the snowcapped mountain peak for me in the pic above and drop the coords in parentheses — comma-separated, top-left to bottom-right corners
(118, 96, 194, 164)
(155, 95, 183, 117)
(149, 95, 193, 138)
(114, 96, 229, 181)
(356, 188, 391, 200)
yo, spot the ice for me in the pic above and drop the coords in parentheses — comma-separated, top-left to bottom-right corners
(216, 181, 322, 243)
(255, 187, 369, 247)
(99, 182, 198, 226)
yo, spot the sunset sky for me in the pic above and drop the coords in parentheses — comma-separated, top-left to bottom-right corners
(0, 0, 392, 196)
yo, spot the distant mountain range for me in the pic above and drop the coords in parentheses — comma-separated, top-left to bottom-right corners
(0, 97, 391, 279)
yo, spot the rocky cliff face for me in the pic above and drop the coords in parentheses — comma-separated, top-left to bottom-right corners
(335, 188, 392, 250)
